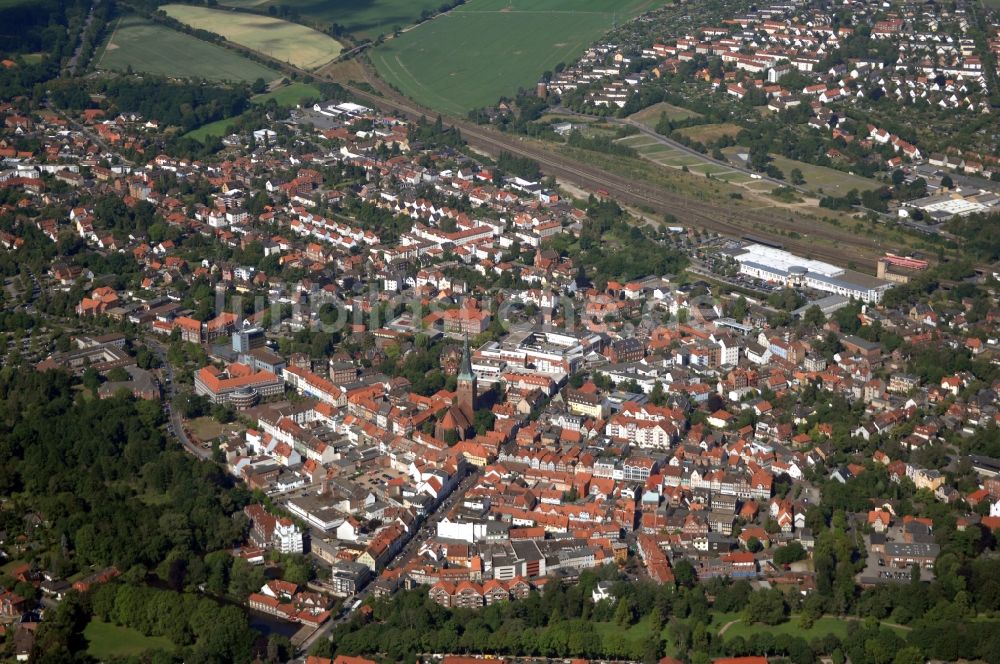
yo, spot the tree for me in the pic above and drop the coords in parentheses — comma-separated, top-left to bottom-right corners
(82, 366, 101, 392)
(744, 588, 788, 625)
(802, 304, 825, 328)
(941, 174, 954, 189)
(790, 167, 805, 185)
(673, 559, 697, 586)
(774, 542, 807, 565)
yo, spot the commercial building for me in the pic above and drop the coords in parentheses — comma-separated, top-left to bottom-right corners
(733, 244, 892, 303)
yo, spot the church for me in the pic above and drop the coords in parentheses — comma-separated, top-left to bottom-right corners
(435, 337, 477, 441)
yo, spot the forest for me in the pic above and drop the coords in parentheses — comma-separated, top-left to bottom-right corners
(0, 367, 263, 662)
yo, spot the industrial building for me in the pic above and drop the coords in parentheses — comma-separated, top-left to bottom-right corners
(733, 244, 893, 303)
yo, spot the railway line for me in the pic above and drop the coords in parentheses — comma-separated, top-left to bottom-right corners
(338, 68, 881, 269)
(160, 22, 884, 270)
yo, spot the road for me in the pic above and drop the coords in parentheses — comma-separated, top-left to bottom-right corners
(67, 1, 100, 76)
(47, 101, 131, 166)
(145, 338, 212, 461)
(294, 468, 482, 656)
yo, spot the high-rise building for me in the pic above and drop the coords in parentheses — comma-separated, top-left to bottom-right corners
(233, 325, 265, 353)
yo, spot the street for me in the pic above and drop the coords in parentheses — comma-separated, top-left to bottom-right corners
(145, 337, 212, 460)
(294, 468, 482, 656)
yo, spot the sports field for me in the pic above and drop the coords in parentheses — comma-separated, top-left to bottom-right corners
(161, 4, 343, 69)
(373, 0, 662, 115)
(218, 0, 444, 40)
(97, 16, 281, 83)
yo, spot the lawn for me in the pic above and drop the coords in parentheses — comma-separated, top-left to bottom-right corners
(96, 16, 281, 83)
(219, 0, 445, 40)
(676, 122, 744, 143)
(766, 153, 881, 195)
(721, 615, 909, 642)
(161, 4, 343, 69)
(188, 417, 239, 440)
(0, 559, 26, 575)
(84, 620, 176, 659)
(629, 101, 702, 128)
(372, 0, 663, 115)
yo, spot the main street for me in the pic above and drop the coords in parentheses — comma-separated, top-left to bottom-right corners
(293, 468, 482, 657)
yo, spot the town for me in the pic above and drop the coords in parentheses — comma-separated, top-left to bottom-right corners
(1, 0, 1000, 662)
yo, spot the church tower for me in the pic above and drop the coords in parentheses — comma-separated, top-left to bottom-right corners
(456, 335, 477, 422)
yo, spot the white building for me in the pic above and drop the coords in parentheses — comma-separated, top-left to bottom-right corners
(733, 244, 892, 303)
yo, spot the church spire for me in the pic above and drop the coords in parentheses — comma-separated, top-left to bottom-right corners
(458, 334, 474, 381)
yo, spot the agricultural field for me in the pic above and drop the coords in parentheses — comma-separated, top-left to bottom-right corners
(373, 0, 663, 115)
(722, 146, 881, 196)
(675, 122, 744, 143)
(218, 0, 444, 40)
(161, 4, 343, 69)
(84, 620, 176, 659)
(628, 101, 702, 129)
(96, 16, 281, 83)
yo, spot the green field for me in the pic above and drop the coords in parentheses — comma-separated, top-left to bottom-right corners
(97, 16, 281, 83)
(722, 146, 881, 196)
(628, 101, 702, 129)
(373, 0, 663, 115)
(84, 620, 176, 659)
(162, 4, 343, 69)
(219, 0, 445, 40)
(184, 82, 322, 142)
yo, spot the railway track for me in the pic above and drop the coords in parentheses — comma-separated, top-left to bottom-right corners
(178, 32, 882, 269)
(341, 76, 879, 268)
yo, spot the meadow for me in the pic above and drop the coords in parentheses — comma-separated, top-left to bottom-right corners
(84, 620, 176, 659)
(96, 16, 281, 83)
(721, 146, 881, 196)
(218, 0, 445, 40)
(675, 122, 744, 143)
(161, 4, 343, 69)
(372, 0, 662, 115)
(628, 101, 702, 128)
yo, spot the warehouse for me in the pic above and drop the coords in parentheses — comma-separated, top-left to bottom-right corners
(733, 244, 893, 303)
